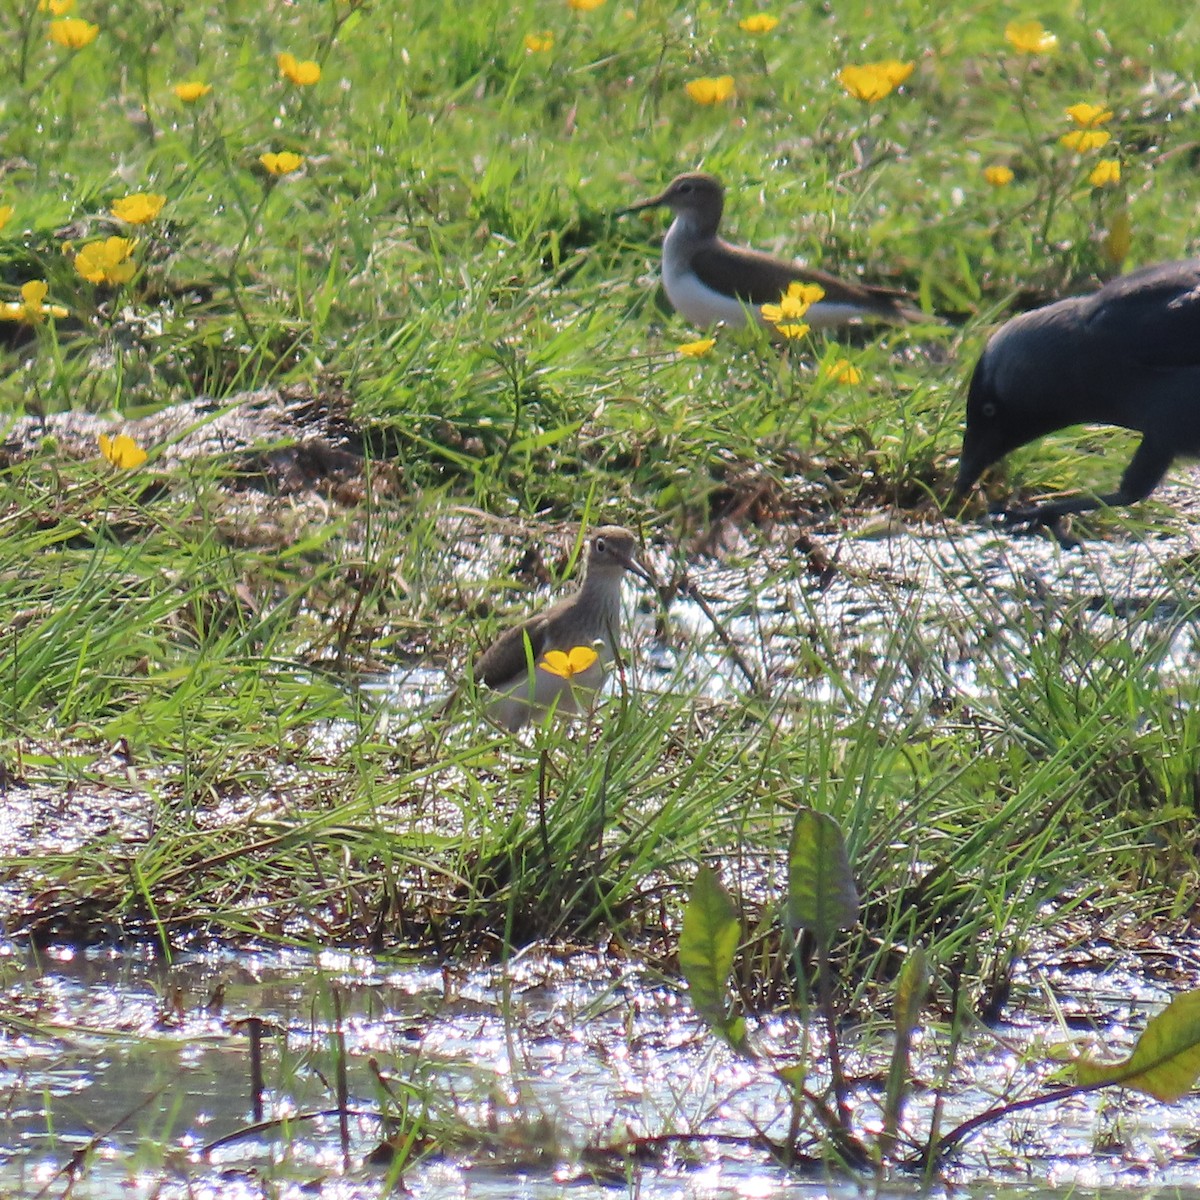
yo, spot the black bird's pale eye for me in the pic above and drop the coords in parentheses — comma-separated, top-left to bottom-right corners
(981, 401, 997, 419)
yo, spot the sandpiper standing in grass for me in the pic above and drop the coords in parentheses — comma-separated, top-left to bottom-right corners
(472, 526, 654, 732)
(621, 172, 926, 330)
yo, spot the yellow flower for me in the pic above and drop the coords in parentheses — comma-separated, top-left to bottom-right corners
(761, 281, 825, 324)
(678, 337, 716, 357)
(111, 192, 166, 224)
(739, 14, 779, 33)
(0, 205, 12, 230)
(74, 237, 138, 285)
(48, 16, 98, 48)
(773, 322, 810, 340)
(1060, 129, 1111, 152)
(524, 31, 554, 52)
(825, 358, 862, 384)
(1065, 102, 1113, 127)
(37, 0, 75, 13)
(98, 433, 148, 469)
(260, 151, 304, 175)
(983, 164, 1015, 187)
(1088, 159, 1121, 187)
(878, 59, 915, 87)
(277, 52, 321, 86)
(1004, 19, 1058, 54)
(0, 281, 68, 323)
(173, 81, 212, 102)
(838, 60, 913, 102)
(685, 75, 736, 105)
(540, 645, 600, 678)
(567, 0, 604, 9)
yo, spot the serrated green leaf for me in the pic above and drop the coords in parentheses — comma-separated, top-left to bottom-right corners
(679, 865, 746, 1052)
(786, 808, 859, 943)
(1075, 989, 1200, 1102)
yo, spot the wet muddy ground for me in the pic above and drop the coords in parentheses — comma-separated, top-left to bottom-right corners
(7, 392, 1200, 1194)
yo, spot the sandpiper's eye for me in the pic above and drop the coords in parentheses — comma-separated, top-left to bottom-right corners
(595, 537, 607, 553)
(981, 401, 997, 418)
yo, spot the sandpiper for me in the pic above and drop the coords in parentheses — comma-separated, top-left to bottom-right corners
(472, 526, 653, 732)
(621, 171, 925, 330)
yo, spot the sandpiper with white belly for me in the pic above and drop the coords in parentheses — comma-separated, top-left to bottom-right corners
(621, 172, 925, 330)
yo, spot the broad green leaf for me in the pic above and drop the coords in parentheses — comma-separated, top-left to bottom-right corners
(786, 808, 859, 943)
(1075, 989, 1200, 1101)
(679, 866, 746, 1053)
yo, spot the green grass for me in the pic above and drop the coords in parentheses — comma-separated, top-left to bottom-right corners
(3, 0, 1200, 1004)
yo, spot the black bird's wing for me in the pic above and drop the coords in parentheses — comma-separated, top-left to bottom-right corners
(1081, 260, 1200, 369)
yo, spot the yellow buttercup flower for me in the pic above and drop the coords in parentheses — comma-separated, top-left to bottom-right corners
(825, 358, 862, 384)
(0, 281, 68, 323)
(0, 205, 13, 230)
(540, 646, 600, 678)
(739, 14, 779, 33)
(1004, 19, 1058, 54)
(524, 31, 554, 52)
(38, 0, 75, 13)
(685, 75, 736, 105)
(761, 281, 825, 324)
(260, 151, 304, 175)
(567, 0, 604, 9)
(1088, 159, 1121, 187)
(838, 60, 913, 102)
(48, 16, 98, 48)
(277, 52, 321, 86)
(773, 322, 810, 340)
(173, 81, 212, 102)
(1060, 129, 1110, 152)
(98, 433, 148, 469)
(75, 237, 137, 285)
(111, 193, 166, 224)
(983, 164, 1015, 187)
(678, 337, 716, 357)
(878, 59, 915, 87)
(1066, 102, 1112, 127)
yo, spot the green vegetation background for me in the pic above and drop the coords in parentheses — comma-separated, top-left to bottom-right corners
(2, 1, 1199, 964)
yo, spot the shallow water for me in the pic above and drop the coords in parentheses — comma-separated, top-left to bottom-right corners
(6, 942, 1200, 1198)
(374, 498, 1200, 730)
(11, 503, 1200, 1195)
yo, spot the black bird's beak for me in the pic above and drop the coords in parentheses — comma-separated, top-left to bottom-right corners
(954, 454, 983, 500)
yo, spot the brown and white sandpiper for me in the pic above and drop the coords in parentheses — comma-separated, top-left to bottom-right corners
(472, 526, 654, 732)
(621, 171, 925, 330)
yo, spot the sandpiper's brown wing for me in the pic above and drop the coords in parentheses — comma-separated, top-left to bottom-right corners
(473, 613, 551, 689)
(691, 239, 923, 321)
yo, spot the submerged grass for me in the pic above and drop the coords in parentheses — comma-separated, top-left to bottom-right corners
(2, 0, 1200, 1024)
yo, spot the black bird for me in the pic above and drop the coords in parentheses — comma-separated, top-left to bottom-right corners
(956, 259, 1200, 533)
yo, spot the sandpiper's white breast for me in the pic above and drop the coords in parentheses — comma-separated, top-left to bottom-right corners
(661, 219, 757, 328)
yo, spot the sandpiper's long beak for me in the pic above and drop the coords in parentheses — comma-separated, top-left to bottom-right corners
(616, 190, 668, 217)
(618, 551, 658, 587)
